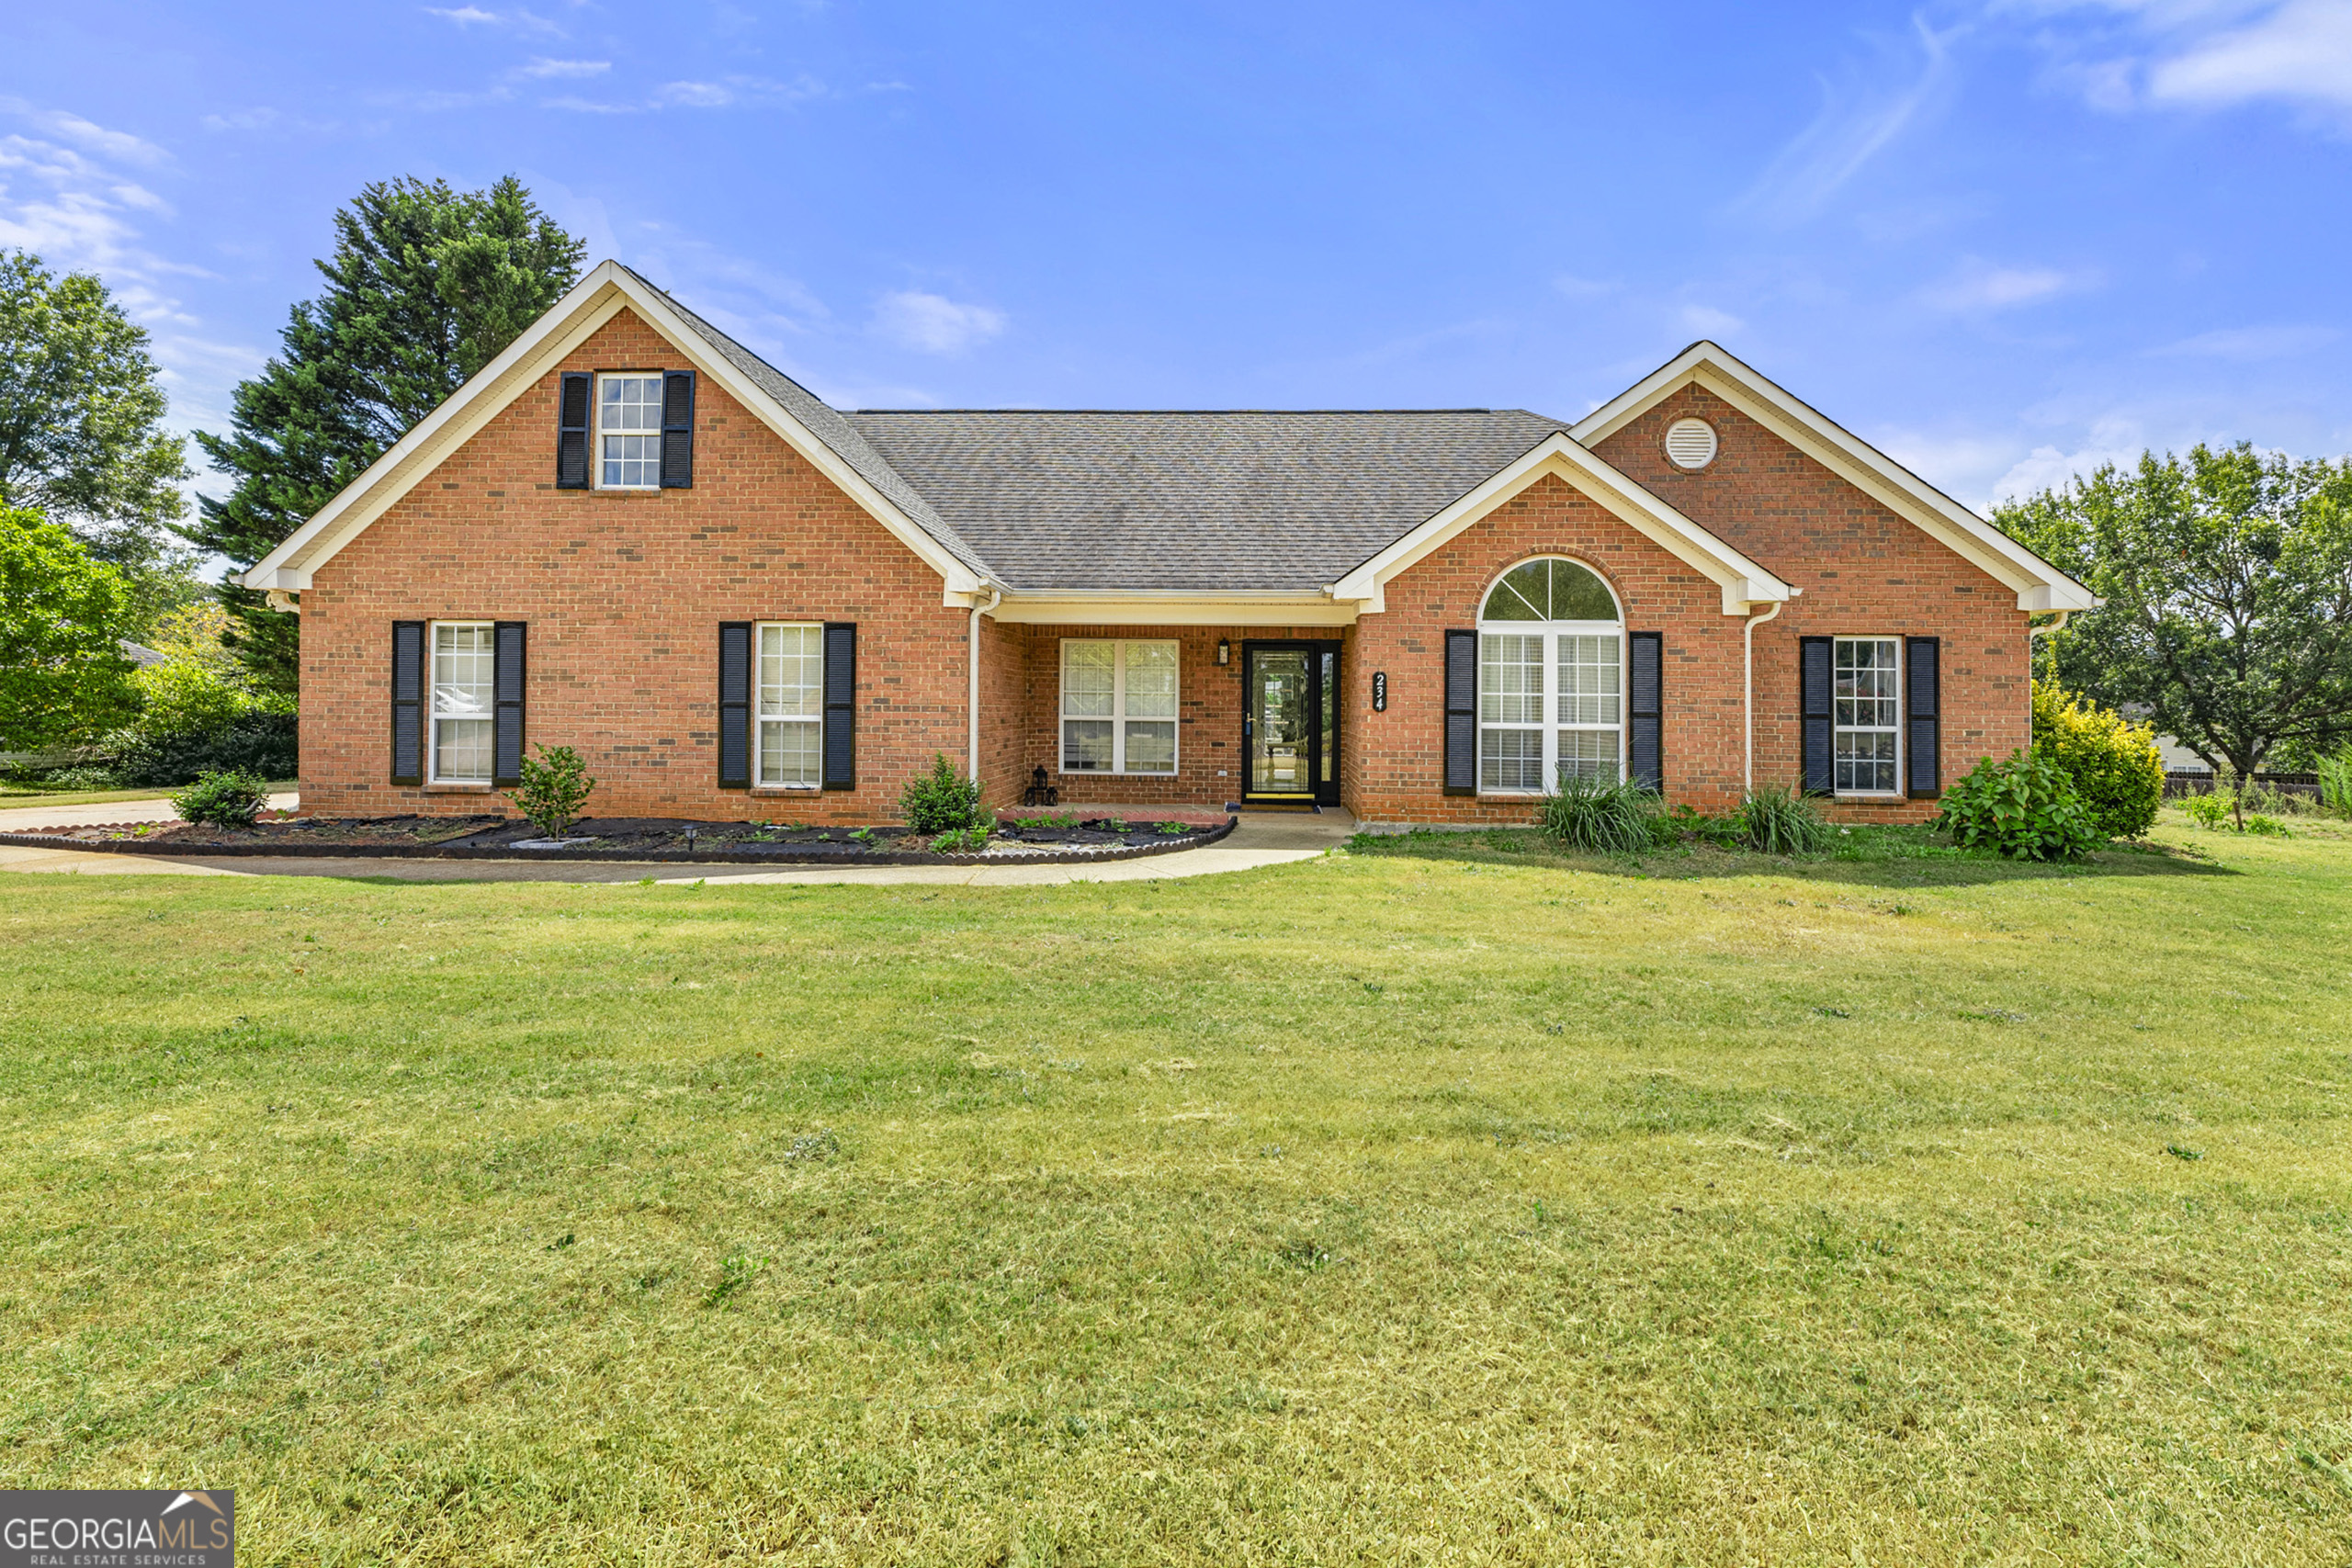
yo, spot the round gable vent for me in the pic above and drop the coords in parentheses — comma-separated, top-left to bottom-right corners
(1664, 417, 1718, 470)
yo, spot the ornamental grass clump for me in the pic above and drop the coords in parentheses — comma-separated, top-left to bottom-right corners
(1537, 772, 1662, 854)
(1933, 749, 2102, 861)
(2030, 682, 2164, 839)
(900, 752, 986, 834)
(170, 767, 273, 829)
(507, 744, 596, 840)
(1736, 784, 1831, 855)
(2317, 745, 2352, 818)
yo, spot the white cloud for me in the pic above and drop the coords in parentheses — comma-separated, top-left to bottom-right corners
(1678, 303, 1745, 337)
(2151, 323, 2340, 358)
(199, 107, 280, 132)
(2147, 0, 2352, 107)
(425, 5, 499, 23)
(1919, 259, 2090, 311)
(1732, 16, 1955, 225)
(874, 290, 1007, 354)
(1553, 273, 1618, 299)
(517, 58, 609, 79)
(1990, 417, 2150, 503)
(661, 81, 735, 108)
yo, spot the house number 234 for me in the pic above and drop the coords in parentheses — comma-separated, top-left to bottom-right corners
(1372, 671, 1387, 712)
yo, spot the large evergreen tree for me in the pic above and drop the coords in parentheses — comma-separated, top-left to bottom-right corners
(0, 250, 196, 629)
(1996, 443, 2352, 776)
(191, 175, 585, 693)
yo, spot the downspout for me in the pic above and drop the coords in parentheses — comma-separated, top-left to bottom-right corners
(1742, 597, 1785, 795)
(967, 587, 1001, 782)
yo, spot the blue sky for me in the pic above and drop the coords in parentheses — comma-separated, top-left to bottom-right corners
(5, 0, 2349, 536)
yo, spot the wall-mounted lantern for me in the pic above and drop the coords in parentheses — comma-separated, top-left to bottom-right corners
(1216, 638, 1231, 666)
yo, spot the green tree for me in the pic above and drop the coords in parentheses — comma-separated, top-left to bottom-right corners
(1995, 444, 2352, 778)
(191, 175, 585, 693)
(0, 506, 141, 750)
(0, 250, 197, 626)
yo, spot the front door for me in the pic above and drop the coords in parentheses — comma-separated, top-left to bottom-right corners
(1243, 641, 1340, 805)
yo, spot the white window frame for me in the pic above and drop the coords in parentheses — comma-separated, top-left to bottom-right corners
(1475, 559, 1624, 795)
(428, 619, 496, 785)
(596, 371, 663, 491)
(1058, 638, 1180, 776)
(753, 621, 825, 790)
(1832, 635, 1904, 796)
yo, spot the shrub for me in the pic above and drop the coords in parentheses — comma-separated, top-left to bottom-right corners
(1538, 772, 1663, 854)
(1736, 785, 1832, 855)
(1933, 750, 2103, 860)
(900, 752, 985, 833)
(2314, 745, 2352, 817)
(929, 823, 991, 853)
(2245, 813, 2290, 838)
(2181, 791, 2232, 830)
(112, 711, 297, 787)
(2031, 682, 2164, 839)
(506, 744, 596, 839)
(171, 768, 274, 829)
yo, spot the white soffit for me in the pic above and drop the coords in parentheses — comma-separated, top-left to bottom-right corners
(1571, 342, 2097, 613)
(241, 261, 985, 600)
(1325, 433, 1793, 617)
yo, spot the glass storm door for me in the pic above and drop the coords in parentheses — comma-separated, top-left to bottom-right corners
(1243, 642, 1341, 804)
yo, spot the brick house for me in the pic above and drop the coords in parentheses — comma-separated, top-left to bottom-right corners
(241, 262, 2094, 827)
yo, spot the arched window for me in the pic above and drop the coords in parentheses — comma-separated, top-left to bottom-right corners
(1476, 558, 1623, 793)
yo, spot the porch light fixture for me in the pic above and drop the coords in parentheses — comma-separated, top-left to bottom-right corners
(1216, 638, 1230, 665)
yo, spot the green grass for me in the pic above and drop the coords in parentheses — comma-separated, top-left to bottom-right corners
(4, 807, 2350, 1564)
(0, 779, 299, 811)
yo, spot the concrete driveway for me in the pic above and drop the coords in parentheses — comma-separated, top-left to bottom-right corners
(0, 795, 1355, 885)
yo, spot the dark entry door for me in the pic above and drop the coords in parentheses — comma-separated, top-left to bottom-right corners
(1242, 641, 1340, 806)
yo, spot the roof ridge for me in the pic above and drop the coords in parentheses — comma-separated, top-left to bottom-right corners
(848, 407, 1554, 416)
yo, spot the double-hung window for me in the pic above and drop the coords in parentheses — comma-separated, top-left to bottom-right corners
(1833, 637, 1902, 794)
(1476, 558, 1623, 792)
(1060, 639, 1178, 774)
(755, 622, 824, 788)
(429, 621, 495, 783)
(598, 373, 662, 489)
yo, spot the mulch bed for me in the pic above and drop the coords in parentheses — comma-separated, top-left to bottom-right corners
(0, 812, 1234, 866)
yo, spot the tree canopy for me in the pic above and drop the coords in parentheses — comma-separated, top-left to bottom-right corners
(0, 250, 195, 625)
(1995, 443, 2352, 776)
(191, 175, 585, 693)
(0, 506, 142, 750)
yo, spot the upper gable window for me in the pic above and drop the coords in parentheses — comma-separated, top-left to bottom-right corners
(599, 373, 663, 489)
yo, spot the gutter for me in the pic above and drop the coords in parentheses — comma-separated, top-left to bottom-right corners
(967, 586, 1002, 781)
(1743, 592, 1796, 794)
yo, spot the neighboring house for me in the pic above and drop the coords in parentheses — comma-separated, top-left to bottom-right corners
(241, 262, 2094, 827)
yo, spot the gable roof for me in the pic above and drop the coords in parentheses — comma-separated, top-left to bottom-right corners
(1573, 341, 2097, 613)
(241, 262, 989, 598)
(844, 408, 1572, 592)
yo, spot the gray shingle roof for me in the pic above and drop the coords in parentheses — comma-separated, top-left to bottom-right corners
(626, 269, 994, 579)
(842, 409, 1571, 592)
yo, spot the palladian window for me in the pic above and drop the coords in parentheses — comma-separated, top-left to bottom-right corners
(1476, 558, 1623, 793)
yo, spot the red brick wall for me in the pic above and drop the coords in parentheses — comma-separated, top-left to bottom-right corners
(1593, 386, 2030, 822)
(298, 308, 976, 824)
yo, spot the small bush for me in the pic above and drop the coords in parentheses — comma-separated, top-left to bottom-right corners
(171, 768, 274, 829)
(1933, 749, 2103, 861)
(2245, 813, 2289, 838)
(929, 823, 991, 853)
(2031, 682, 2164, 838)
(112, 711, 297, 787)
(1737, 784, 1831, 855)
(507, 744, 596, 839)
(2318, 745, 2352, 817)
(1538, 772, 1662, 854)
(41, 763, 121, 791)
(900, 752, 985, 833)
(2181, 791, 2232, 830)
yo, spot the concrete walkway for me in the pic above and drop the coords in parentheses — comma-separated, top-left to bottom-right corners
(0, 796, 1356, 886)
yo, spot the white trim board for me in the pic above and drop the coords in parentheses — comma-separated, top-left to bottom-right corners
(1324, 432, 1794, 617)
(1571, 342, 2097, 614)
(241, 261, 989, 604)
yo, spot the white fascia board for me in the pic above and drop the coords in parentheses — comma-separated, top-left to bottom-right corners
(242, 261, 985, 601)
(1570, 342, 2098, 615)
(989, 591, 1358, 627)
(1324, 433, 1792, 618)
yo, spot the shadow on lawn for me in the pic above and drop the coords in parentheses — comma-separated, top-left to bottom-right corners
(1347, 828, 2233, 889)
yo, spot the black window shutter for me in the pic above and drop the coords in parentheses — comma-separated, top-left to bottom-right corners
(717, 622, 752, 788)
(823, 622, 857, 790)
(1800, 636, 1834, 795)
(390, 620, 424, 784)
(492, 621, 526, 786)
(1443, 628, 1477, 796)
(557, 372, 592, 489)
(1627, 630, 1664, 791)
(1905, 637, 1941, 799)
(660, 369, 695, 489)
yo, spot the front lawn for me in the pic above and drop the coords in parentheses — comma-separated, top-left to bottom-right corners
(4, 814, 2349, 1563)
(0, 779, 300, 812)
